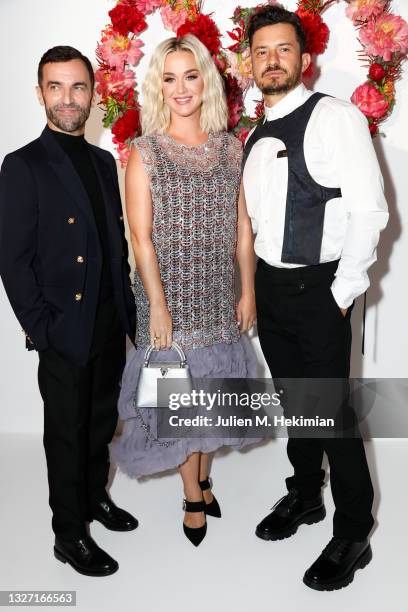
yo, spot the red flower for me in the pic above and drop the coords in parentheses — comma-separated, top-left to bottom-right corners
(213, 54, 228, 73)
(296, 8, 330, 55)
(112, 108, 141, 143)
(224, 74, 244, 129)
(235, 127, 251, 144)
(369, 62, 387, 82)
(369, 121, 379, 136)
(109, 0, 147, 36)
(116, 87, 137, 108)
(233, 7, 242, 21)
(227, 26, 246, 52)
(303, 62, 314, 79)
(177, 14, 222, 57)
(253, 99, 265, 120)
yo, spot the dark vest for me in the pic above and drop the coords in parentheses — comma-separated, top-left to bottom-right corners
(243, 93, 342, 266)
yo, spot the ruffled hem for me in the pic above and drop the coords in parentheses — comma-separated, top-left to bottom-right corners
(110, 421, 260, 479)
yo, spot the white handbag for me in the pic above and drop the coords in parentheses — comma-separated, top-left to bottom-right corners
(134, 341, 193, 409)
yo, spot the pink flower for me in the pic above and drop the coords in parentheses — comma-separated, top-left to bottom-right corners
(226, 48, 253, 90)
(125, 38, 144, 66)
(160, 5, 189, 32)
(135, 0, 162, 14)
(346, 0, 388, 24)
(351, 82, 389, 119)
(116, 141, 132, 168)
(360, 14, 408, 61)
(95, 68, 136, 100)
(97, 34, 143, 70)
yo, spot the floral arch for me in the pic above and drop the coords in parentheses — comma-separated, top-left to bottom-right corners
(95, 0, 408, 165)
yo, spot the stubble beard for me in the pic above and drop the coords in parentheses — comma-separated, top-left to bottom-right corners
(260, 63, 303, 97)
(45, 103, 91, 133)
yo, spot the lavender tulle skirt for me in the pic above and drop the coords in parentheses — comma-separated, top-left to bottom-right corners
(110, 335, 262, 478)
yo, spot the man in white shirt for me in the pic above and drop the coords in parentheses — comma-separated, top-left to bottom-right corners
(243, 5, 388, 591)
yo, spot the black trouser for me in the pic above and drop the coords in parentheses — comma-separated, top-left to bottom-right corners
(38, 297, 125, 539)
(255, 258, 374, 540)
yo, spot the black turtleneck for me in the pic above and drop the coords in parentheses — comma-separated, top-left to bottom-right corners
(47, 126, 113, 302)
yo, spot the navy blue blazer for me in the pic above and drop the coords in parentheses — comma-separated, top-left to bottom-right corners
(0, 126, 136, 365)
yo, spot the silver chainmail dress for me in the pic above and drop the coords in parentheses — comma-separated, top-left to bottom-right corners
(110, 131, 260, 478)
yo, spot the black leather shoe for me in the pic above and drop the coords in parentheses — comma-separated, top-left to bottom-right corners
(183, 499, 207, 547)
(91, 499, 139, 532)
(199, 477, 221, 518)
(54, 535, 118, 577)
(255, 488, 325, 541)
(303, 537, 372, 591)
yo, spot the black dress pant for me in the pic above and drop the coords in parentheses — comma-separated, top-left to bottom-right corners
(38, 296, 126, 539)
(255, 258, 374, 540)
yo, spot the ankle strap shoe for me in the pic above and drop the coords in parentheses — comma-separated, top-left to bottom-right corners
(182, 499, 207, 547)
(199, 477, 221, 518)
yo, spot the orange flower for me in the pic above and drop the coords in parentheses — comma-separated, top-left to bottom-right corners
(382, 79, 395, 101)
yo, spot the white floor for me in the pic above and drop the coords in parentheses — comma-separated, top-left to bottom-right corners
(0, 435, 405, 612)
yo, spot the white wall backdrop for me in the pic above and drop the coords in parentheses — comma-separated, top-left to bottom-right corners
(0, 0, 407, 433)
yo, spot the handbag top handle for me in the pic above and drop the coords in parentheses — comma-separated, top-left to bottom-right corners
(143, 341, 187, 368)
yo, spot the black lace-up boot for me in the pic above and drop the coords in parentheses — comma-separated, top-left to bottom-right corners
(255, 488, 325, 541)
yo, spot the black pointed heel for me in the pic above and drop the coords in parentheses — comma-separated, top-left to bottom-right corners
(183, 499, 207, 547)
(199, 477, 221, 518)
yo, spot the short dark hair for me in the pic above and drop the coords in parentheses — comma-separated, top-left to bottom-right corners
(248, 4, 307, 54)
(38, 46, 95, 90)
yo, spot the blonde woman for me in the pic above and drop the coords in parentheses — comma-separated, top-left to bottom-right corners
(111, 34, 258, 546)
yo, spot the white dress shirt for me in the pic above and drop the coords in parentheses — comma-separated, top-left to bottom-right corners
(242, 83, 389, 309)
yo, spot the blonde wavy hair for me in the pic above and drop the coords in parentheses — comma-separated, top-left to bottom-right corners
(141, 34, 228, 135)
